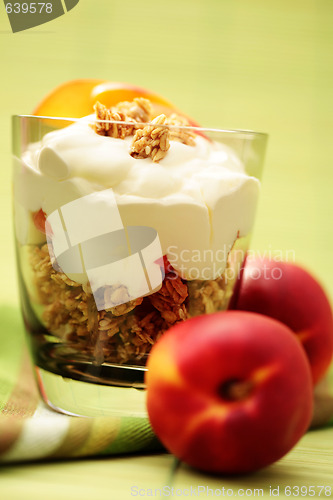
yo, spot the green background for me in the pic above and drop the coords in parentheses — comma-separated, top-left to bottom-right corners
(0, 1, 333, 497)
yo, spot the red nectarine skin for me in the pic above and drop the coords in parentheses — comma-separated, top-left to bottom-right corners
(234, 259, 333, 385)
(146, 311, 313, 474)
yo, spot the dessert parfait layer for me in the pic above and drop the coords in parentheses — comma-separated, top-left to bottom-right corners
(14, 98, 260, 370)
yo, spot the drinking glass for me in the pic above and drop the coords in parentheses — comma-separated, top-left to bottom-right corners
(13, 115, 267, 417)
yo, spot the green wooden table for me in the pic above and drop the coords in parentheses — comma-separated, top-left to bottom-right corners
(0, 0, 332, 497)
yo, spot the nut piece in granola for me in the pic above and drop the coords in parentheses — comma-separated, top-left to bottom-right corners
(130, 114, 170, 162)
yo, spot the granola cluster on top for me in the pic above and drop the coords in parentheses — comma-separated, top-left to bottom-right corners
(93, 98, 196, 162)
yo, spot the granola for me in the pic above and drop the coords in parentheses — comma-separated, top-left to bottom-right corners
(29, 246, 183, 364)
(187, 278, 232, 317)
(93, 98, 196, 162)
(28, 244, 236, 365)
(130, 114, 170, 162)
(93, 102, 136, 139)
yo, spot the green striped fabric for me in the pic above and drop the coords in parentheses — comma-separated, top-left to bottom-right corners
(0, 305, 163, 463)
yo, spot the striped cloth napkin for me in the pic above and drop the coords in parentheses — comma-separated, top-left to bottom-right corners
(1, 304, 332, 463)
(0, 305, 163, 463)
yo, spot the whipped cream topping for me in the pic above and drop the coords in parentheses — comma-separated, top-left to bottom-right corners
(14, 116, 260, 280)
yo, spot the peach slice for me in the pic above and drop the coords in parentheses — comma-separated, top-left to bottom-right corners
(33, 79, 178, 119)
(91, 81, 177, 119)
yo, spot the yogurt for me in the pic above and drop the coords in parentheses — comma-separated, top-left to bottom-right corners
(14, 116, 260, 280)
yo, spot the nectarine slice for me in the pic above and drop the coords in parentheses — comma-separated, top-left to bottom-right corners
(33, 79, 178, 119)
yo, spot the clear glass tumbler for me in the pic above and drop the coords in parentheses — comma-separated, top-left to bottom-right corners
(13, 115, 267, 417)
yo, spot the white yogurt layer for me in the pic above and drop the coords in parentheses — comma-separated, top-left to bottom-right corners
(14, 116, 260, 280)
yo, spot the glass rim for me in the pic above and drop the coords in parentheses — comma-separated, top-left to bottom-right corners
(13, 114, 268, 139)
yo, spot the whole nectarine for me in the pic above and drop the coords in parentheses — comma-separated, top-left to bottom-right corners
(234, 258, 333, 385)
(146, 311, 313, 474)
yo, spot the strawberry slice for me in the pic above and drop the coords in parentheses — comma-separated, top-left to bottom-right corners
(32, 209, 47, 234)
(154, 255, 174, 273)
